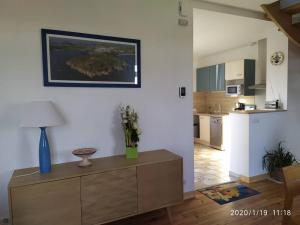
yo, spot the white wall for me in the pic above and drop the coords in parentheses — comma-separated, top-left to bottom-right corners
(197, 45, 258, 68)
(193, 53, 199, 92)
(285, 42, 300, 160)
(0, 0, 194, 218)
(265, 27, 289, 109)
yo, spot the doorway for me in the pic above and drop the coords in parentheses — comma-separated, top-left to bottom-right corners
(192, 7, 273, 190)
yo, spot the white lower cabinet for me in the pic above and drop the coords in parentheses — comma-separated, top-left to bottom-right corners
(199, 115, 210, 144)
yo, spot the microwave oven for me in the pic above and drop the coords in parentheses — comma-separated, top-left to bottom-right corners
(226, 84, 242, 96)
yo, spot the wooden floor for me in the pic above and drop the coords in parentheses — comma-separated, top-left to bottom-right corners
(107, 180, 300, 225)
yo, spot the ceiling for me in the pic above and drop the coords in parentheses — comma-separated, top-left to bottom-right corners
(193, 8, 273, 57)
(200, 0, 277, 12)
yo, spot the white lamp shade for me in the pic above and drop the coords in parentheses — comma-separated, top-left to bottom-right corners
(20, 101, 64, 128)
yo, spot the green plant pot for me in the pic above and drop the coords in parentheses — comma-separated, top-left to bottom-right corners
(126, 147, 138, 159)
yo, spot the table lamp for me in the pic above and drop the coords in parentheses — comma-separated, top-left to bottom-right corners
(20, 101, 64, 173)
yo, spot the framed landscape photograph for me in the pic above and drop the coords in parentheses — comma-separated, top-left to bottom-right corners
(41, 29, 141, 88)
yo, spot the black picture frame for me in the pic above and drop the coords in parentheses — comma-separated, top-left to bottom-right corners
(41, 29, 141, 88)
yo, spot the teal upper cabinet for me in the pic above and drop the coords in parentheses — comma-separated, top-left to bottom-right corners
(196, 67, 210, 91)
(209, 66, 217, 91)
(216, 63, 225, 91)
(196, 61, 254, 94)
(196, 64, 225, 92)
(244, 60, 255, 96)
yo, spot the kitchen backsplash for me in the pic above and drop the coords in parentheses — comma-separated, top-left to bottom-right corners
(193, 91, 255, 113)
(193, 92, 206, 112)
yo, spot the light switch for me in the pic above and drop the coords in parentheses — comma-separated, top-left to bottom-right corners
(179, 87, 186, 98)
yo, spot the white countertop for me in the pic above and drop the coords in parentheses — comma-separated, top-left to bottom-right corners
(229, 109, 287, 114)
(193, 112, 229, 116)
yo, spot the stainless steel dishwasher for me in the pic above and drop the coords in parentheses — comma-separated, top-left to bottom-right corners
(210, 116, 223, 150)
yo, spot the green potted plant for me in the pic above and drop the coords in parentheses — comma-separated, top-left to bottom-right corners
(120, 105, 141, 159)
(262, 142, 297, 182)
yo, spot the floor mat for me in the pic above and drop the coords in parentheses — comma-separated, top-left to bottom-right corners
(198, 182, 260, 205)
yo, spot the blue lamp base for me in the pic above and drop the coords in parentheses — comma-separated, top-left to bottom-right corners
(39, 127, 51, 173)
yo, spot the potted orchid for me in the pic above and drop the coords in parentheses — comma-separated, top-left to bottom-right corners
(120, 105, 141, 158)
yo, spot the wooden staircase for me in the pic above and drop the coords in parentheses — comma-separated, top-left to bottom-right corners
(262, 0, 300, 47)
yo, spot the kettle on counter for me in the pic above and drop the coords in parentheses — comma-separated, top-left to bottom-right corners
(235, 102, 245, 111)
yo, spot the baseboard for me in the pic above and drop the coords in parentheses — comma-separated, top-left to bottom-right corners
(194, 138, 201, 144)
(229, 171, 269, 183)
(194, 139, 210, 146)
(184, 191, 195, 200)
(229, 171, 240, 180)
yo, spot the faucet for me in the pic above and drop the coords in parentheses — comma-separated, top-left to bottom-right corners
(208, 105, 212, 114)
(218, 104, 222, 114)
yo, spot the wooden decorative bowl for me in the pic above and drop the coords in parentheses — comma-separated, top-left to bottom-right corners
(72, 148, 97, 167)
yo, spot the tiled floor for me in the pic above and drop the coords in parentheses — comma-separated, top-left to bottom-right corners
(194, 144, 235, 190)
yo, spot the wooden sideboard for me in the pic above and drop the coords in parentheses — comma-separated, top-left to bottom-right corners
(8, 149, 183, 225)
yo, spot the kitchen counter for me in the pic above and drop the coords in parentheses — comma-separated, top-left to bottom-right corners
(193, 112, 229, 116)
(230, 109, 287, 114)
(229, 110, 286, 180)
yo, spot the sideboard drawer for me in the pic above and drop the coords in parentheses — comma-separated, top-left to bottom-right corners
(10, 178, 81, 225)
(81, 167, 138, 225)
